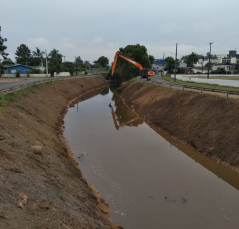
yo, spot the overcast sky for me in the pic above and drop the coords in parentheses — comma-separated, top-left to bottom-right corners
(1, 0, 239, 64)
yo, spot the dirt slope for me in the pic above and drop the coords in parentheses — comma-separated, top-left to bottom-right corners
(0, 77, 120, 229)
(120, 82, 239, 171)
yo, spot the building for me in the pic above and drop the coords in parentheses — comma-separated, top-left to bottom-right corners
(212, 63, 233, 72)
(152, 60, 167, 71)
(218, 50, 239, 64)
(4, 64, 33, 74)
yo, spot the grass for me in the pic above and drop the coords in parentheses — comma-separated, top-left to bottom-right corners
(162, 75, 239, 92)
(0, 81, 54, 110)
(120, 77, 137, 86)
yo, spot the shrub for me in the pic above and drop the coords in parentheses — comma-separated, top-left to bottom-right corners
(31, 68, 41, 74)
(16, 69, 20, 77)
(26, 70, 31, 77)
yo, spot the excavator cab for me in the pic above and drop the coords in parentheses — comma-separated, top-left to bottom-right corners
(140, 69, 152, 81)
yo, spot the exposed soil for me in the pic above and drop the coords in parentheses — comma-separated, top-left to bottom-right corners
(120, 81, 239, 172)
(0, 77, 121, 229)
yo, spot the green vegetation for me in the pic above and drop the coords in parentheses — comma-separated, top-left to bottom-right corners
(0, 26, 9, 77)
(113, 44, 154, 82)
(0, 80, 60, 110)
(15, 44, 32, 65)
(16, 69, 20, 77)
(0, 26, 8, 60)
(93, 56, 109, 68)
(184, 52, 199, 67)
(165, 57, 179, 73)
(121, 77, 137, 86)
(181, 53, 218, 61)
(162, 75, 239, 92)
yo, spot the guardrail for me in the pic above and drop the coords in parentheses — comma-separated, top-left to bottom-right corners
(136, 76, 239, 99)
(0, 75, 91, 100)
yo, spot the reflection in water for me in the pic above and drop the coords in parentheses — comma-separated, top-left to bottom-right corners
(109, 103, 139, 130)
(111, 92, 143, 128)
(100, 87, 110, 96)
(109, 81, 122, 92)
(64, 86, 239, 229)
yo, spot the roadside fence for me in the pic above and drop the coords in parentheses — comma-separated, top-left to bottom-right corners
(0, 75, 93, 101)
(136, 76, 239, 99)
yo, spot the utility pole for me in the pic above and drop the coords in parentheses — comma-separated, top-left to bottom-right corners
(207, 42, 213, 79)
(202, 56, 204, 74)
(45, 50, 48, 76)
(162, 53, 165, 76)
(174, 43, 178, 82)
(41, 58, 43, 74)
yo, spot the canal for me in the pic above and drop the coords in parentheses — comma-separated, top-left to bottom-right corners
(64, 86, 239, 229)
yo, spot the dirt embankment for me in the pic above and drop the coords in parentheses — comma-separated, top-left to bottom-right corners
(0, 77, 121, 229)
(120, 82, 239, 171)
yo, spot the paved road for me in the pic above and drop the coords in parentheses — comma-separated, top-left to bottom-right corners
(151, 74, 162, 83)
(0, 78, 49, 91)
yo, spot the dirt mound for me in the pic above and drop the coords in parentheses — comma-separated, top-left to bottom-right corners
(0, 77, 120, 228)
(120, 81, 239, 171)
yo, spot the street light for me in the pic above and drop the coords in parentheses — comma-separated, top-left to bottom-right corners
(207, 42, 213, 79)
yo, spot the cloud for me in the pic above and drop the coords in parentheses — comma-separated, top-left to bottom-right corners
(26, 38, 51, 52)
(93, 37, 104, 44)
(159, 23, 176, 34)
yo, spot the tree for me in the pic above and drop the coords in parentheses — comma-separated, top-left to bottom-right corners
(0, 26, 8, 60)
(94, 56, 109, 68)
(48, 57, 62, 77)
(75, 56, 83, 67)
(32, 47, 45, 58)
(15, 44, 31, 65)
(62, 61, 75, 76)
(165, 57, 179, 73)
(93, 62, 102, 68)
(48, 49, 63, 60)
(148, 55, 155, 65)
(2, 58, 14, 66)
(113, 44, 152, 81)
(0, 26, 9, 76)
(185, 52, 199, 67)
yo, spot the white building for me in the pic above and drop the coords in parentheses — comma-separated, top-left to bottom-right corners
(152, 60, 167, 71)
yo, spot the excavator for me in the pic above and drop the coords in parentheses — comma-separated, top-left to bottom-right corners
(109, 103, 139, 130)
(111, 51, 155, 81)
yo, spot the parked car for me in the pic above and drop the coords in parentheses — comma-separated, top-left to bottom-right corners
(84, 71, 88, 75)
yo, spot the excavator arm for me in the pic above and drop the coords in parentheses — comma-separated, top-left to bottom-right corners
(109, 103, 139, 130)
(111, 51, 144, 76)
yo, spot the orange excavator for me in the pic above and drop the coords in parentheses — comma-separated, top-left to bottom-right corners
(111, 51, 155, 81)
(109, 103, 139, 130)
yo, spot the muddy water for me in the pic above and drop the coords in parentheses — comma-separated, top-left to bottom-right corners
(64, 87, 239, 229)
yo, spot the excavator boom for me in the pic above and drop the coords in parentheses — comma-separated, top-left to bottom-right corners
(111, 51, 143, 76)
(111, 51, 155, 80)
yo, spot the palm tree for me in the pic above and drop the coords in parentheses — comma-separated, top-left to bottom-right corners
(32, 47, 45, 58)
(48, 49, 63, 60)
